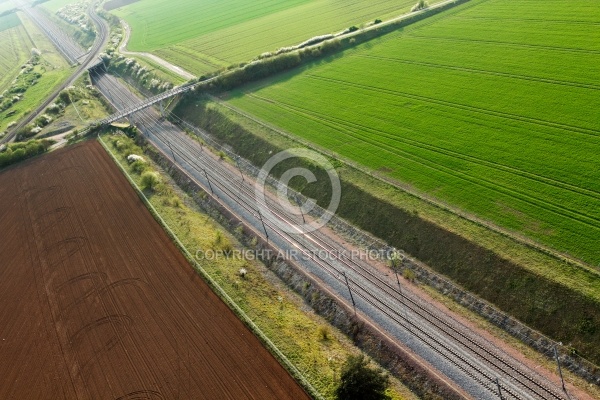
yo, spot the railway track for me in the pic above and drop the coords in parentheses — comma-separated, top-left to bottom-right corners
(157, 115, 567, 400)
(90, 69, 572, 400)
(19, 3, 85, 64)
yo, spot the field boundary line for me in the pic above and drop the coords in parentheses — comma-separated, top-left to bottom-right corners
(210, 96, 600, 276)
(356, 54, 600, 91)
(406, 34, 600, 55)
(98, 135, 323, 400)
(305, 74, 600, 137)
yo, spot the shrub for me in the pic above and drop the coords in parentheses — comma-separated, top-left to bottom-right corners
(130, 160, 146, 174)
(24, 141, 44, 157)
(46, 103, 61, 114)
(0, 152, 10, 167)
(35, 114, 52, 127)
(10, 148, 26, 163)
(140, 171, 160, 191)
(317, 325, 331, 341)
(403, 268, 416, 282)
(169, 196, 181, 208)
(298, 34, 335, 49)
(411, 0, 429, 12)
(234, 225, 244, 236)
(58, 90, 71, 105)
(213, 230, 224, 247)
(212, 230, 233, 253)
(320, 39, 342, 55)
(335, 355, 390, 400)
(387, 250, 404, 271)
(114, 139, 128, 152)
(374, 19, 382, 24)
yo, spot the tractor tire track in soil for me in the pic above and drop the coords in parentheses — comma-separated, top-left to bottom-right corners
(0, 141, 310, 400)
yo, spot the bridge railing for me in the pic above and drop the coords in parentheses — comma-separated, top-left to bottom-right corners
(99, 82, 197, 125)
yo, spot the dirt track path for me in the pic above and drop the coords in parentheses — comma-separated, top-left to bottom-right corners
(119, 20, 196, 81)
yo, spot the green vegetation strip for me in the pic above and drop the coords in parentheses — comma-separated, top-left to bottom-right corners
(99, 133, 410, 400)
(0, 139, 53, 169)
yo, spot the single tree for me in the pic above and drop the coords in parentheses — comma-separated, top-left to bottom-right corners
(335, 355, 390, 400)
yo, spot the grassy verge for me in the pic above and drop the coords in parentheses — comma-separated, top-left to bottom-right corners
(100, 132, 414, 400)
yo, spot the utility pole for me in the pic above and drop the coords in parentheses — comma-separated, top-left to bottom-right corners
(342, 272, 356, 316)
(297, 197, 306, 224)
(167, 141, 177, 164)
(495, 378, 503, 400)
(235, 156, 244, 182)
(394, 267, 402, 294)
(390, 251, 403, 296)
(202, 168, 214, 195)
(554, 346, 568, 396)
(258, 210, 268, 242)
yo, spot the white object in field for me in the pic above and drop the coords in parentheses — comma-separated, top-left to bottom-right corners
(127, 154, 145, 163)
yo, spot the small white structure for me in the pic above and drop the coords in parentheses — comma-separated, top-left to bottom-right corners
(127, 154, 145, 163)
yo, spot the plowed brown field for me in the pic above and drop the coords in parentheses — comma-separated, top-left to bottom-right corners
(0, 141, 311, 400)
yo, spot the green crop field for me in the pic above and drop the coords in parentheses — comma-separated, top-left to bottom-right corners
(0, 11, 72, 133)
(111, 0, 435, 75)
(226, 0, 600, 266)
(0, 14, 32, 131)
(0, 15, 30, 94)
(0, 11, 20, 31)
